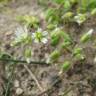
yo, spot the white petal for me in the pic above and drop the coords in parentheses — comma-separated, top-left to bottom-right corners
(43, 31, 48, 36)
(87, 29, 94, 35)
(37, 28, 42, 32)
(41, 38, 48, 44)
(32, 33, 36, 38)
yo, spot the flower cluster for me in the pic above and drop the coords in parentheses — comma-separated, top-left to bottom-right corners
(11, 27, 48, 46)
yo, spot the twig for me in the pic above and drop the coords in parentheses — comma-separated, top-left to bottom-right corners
(23, 64, 44, 92)
(0, 57, 50, 65)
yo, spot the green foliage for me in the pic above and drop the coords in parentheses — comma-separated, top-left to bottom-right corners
(24, 48, 32, 63)
(80, 29, 94, 43)
(50, 28, 61, 46)
(16, 15, 39, 28)
(45, 8, 60, 24)
(61, 31, 72, 43)
(37, 0, 48, 6)
(44, 0, 96, 26)
(9, 0, 95, 74)
(91, 8, 96, 15)
(64, 0, 71, 10)
(62, 12, 74, 23)
(77, 0, 96, 12)
(73, 47, 85, 60)
(74, 13, 87, 25)
(52, 0, 65, 4)
(47, 24, 57, 30)
(50, 50, 60, 62)
(0, 0, 11, 4)
(61, 31, 72, 50)
(62, 61, 71, 71)
(50, 28, 72, 47)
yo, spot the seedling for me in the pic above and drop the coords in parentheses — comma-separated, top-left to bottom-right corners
(62, 61, 71, 71)
(80, 29, 94, 43)
(73, 47, 85, 60)
(59, 61, 71, 74)
(62, 12, 74, 23)
(49, 50, 60, 63)
(74, 13, 87, 25)
(50, 28, 62, 46)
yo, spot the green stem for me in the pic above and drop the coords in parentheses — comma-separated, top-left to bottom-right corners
(0, 58, 50, 65)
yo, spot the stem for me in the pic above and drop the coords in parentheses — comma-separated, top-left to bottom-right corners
(0, 58, 50, 65)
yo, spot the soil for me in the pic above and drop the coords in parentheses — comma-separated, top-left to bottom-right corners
(0, 0, 96, 96)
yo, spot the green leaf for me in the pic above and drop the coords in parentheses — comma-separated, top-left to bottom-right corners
(74, 14, 87, 25)
(73, 47, 83, 55)
(91, 8, 96, 15)
(62, 61, 71, 71)
(45, 8, 60, 24)
(87, 0, 96, 11)
(61, 41, 71, 48)
(50, 50, 60, 62)
(62, 12, 74, 19)
(73, 47, 85, 60)
(47, 24, 56, 30)
(51, 29, 62, 46)
(51, 36, 60, 46)
(24, 48, 32, 63)
(16, 15, 39, 28)
(52, 0, 64, 4)
(78, 0, 96, 12)
(64, 0, 71, 10)
(61, 31, 72, 43)
(80, 29, 94, 43)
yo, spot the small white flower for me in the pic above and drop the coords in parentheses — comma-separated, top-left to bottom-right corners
(15, 26, 28, 40)
(41, 38, 48, 44)
(11, 26, 29, 46)
(32, 28, 48, 44)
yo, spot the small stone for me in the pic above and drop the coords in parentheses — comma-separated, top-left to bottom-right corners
(14, 80, 19, 88)
(16, 88, 23, 95)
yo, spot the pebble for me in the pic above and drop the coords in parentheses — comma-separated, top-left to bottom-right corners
(16, 88, 23, 95)
(14, 80, 20, 88)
